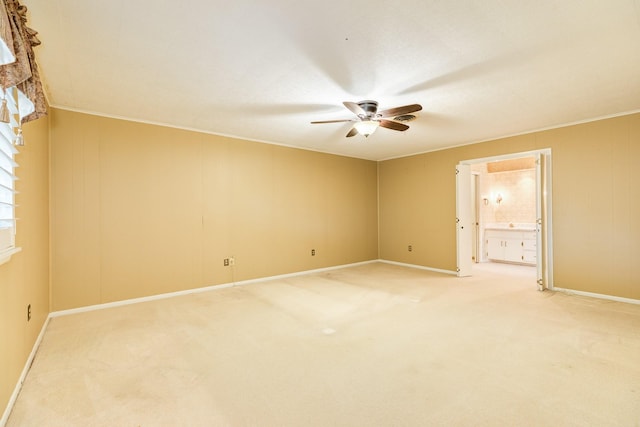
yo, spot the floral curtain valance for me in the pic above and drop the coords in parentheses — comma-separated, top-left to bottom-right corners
(0, 0, 46, 123)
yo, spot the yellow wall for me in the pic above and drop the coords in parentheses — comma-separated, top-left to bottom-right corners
(379, 113, 640, 300)
(0, 116, 50, 416)
(3, 106, 640, 419)
(50, 109, 379, 311)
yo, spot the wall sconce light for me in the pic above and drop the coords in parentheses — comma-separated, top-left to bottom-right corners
(482, 197, 489, 206)
(496, 193, 503, 204)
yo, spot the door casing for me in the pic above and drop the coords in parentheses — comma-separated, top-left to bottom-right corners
(455, 149, 553, 289)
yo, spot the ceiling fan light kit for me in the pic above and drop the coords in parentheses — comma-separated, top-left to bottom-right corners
(353, 120, 379, 137)
(311, 100, 422, 138)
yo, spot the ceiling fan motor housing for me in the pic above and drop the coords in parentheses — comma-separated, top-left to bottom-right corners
(310, 100, 421, 137)
(357, 100, 378, 118)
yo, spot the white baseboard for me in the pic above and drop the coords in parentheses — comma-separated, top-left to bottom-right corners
(554, 287, 640, 305)
(50, 259, 379, 318)
(4, 261, 637, 425)
(378, 259, 458, 276)
(1, 315, 51, 427)
(3, 259, 379, 424)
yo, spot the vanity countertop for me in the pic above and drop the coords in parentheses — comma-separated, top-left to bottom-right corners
(484, 223, 536, 231)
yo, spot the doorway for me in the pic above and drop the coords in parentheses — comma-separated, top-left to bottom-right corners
(456, 150, 553, 290)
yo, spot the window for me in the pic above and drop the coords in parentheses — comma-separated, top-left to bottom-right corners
(0, 88, 20, 264)
(0, 0, 43, 264)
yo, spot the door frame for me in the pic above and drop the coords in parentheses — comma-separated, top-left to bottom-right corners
(456, 164, 472, 276)
(455, 149, 554, 290)
(471, 172, 480, 263)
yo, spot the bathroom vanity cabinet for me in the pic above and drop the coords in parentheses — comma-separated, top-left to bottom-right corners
(485, 228, 536, 265)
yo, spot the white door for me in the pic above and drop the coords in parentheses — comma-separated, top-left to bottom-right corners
(456, 164, 472, 277)
(535, 153, 544, 290)
(471, 173, 480, 263)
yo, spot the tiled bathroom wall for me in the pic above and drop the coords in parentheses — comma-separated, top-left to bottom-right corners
(473, 162, 536, 224)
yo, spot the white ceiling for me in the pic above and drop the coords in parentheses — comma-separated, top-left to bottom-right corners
(26, 0, 640, 160)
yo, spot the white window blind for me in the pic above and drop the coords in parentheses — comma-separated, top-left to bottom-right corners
(0, 89, 18, 257)
(0, 36, 15, 65)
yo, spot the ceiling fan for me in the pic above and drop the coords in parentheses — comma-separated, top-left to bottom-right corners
(311, 100, 422, 138)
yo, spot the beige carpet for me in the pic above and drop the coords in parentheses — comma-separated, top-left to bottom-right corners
(7, 262, 640, 426)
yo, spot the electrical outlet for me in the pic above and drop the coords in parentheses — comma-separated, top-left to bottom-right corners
(311, 249, 316, 256)
(27, 304, 31, 321)
(229, 257, 235, 266)
(408, 245, 413, 252)
(223, 258, 229, 267)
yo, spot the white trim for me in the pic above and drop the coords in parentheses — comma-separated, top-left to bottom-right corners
(376, 162, 380, 258)
(52, 106, 640, 163)
(49, 282, 236, 318)
(3, 260, 378, 422)
(379, 109, 640, 161)
(459, 148, 552, 165)
(3, 259, 636, 425)
(0, 315, 51, 427)
(50, 260, 379, 318)
(455, 163, 472, 277)
(554, 287, 640, 306)
(47, 105, 370, 161)
(379, 259, 457, 276)
(456, 149, 554, 290)
(542, 153, 554, 290)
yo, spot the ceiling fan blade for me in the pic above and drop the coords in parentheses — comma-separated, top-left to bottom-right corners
(379, 119, 410, 132)
(378, 104, 422, 117)
(346, 127, 358, 138)
(343, 101, 366, 116)
(310, 119, 354, 124)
